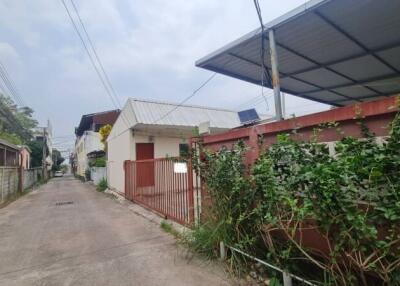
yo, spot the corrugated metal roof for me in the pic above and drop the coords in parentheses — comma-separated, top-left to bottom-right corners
(75, 109, 120, 136)
(0, 139, 20, 151)
(128, 98, 241, 129)
(196, 0, 400, 106)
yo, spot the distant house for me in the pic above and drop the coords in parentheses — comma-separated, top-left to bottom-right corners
(0, 139, 20, 167)
(107, 98, 242, 194)
(74, 109, 120, 177)
(33, 121, 53, 171)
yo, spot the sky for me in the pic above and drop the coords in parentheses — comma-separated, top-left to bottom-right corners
(0, 0, 330, 155)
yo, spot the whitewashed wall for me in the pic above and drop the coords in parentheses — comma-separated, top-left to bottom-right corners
(91, 167, 107, 185)
(107, 129, 133, 193)
(76, 131, 104, 176)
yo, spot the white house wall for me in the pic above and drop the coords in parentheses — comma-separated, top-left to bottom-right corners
(107, 102, 136, 193)
(107, 129, 132, 193)
(133, 135, 184, 159)
(75, 131, 103, 176)
(85, 131, 103, 154)
(107, 132, 186, 194)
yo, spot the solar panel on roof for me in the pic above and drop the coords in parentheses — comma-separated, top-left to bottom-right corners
(238, 109, 260, 125)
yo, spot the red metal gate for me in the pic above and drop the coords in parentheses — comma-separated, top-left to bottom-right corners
(124, 157, 194, 226)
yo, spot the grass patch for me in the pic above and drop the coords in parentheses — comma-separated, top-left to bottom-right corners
(180, 223, 221, 259)
(160, 220, 180, 238)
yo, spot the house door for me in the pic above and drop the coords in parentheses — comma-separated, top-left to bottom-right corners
(136, 143, 154, 187)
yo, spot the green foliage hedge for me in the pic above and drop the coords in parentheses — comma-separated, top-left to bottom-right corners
(191, 107, 400, 285)
(89, 157, 106, 167)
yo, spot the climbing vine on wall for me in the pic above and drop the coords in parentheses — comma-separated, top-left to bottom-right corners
(193, 104, 400, 285)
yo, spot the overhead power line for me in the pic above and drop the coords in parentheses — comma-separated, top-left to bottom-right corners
(60, 0, 129, 127)
(69, 0, 124, 109)
(52, 134, 75, 139)
(149, 26, 271, 125)
(253, 0, 272, 113)
(235, 92, 273, 111)
(147, 14, 276, 125)
(0, 63, 20, 105)
(0, 99, 31, 140)
(0, 61, 26, 106)
(151, 72, 217, 124)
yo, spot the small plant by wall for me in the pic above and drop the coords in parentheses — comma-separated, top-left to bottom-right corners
(84, 168, 91, 181)
(96, 178, 107, 192)
(190, 107, 400, 285)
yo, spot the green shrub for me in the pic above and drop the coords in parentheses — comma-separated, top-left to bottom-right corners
(89, 157, 106, 167)
(84, 169, 91, 181)
(193, 106, 400, 284)
(51, 165, 61, 172)
(96, 178, 107, 192)
(160, 220, 180, 238)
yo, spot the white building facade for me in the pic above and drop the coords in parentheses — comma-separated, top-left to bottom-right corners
(75, 131, 103, 176)
(107, 98, 242, 194)
(73, 110, 120, 177)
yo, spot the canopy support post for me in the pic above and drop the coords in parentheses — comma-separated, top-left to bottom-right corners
(269, 29, 283, 121)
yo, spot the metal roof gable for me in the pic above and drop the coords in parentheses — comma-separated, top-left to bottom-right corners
(128, 98, 241, 129)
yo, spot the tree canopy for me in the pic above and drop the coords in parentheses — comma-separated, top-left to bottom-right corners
(27, 141, 44, 167)
(0, 94, 38, 144)
(52, 149, 65, 166)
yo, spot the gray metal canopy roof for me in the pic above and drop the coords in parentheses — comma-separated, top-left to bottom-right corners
(196, 0, 400, 106)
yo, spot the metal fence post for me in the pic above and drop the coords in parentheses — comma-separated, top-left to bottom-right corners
(220, 241, 226, 260)
(283, 272, 293, 286)
(18, 164, 23, 194)
(1, 168, 3, 203)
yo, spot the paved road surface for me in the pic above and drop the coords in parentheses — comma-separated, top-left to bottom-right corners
(0, 175, 231, 286)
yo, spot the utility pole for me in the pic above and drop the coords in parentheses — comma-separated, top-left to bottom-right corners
(42, 127, 47, 181)
(269, 29, 283, 121)
(18, 152, 23, 194)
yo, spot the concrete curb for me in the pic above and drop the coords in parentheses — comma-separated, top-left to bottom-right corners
(104, 188, 188, 235)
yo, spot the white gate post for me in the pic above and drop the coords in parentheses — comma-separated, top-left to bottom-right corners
(219, 241, 226, 260)
(283, 272, 293, 286)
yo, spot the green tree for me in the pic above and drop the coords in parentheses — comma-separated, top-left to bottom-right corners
(52, 149, 65, 167)
(0, 124, 22, 145)
(0, 94, 38, 143)
(27, 141, 45, 167)
(15, 106, 38, 131)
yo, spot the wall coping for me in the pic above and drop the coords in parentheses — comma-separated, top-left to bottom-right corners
(202, 96, 399, 145)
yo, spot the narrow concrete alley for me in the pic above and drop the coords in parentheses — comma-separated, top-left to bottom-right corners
(0, 176, 231, 286)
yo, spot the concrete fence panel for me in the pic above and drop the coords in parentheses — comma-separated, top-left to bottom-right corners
(0, 167, 19, 204)
(0, 167, 43, 205)
(23, 167, 42, 190)
(91, 167, 107, 185)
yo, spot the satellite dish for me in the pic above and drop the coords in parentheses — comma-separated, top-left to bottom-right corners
(238, 108, 260, 125)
